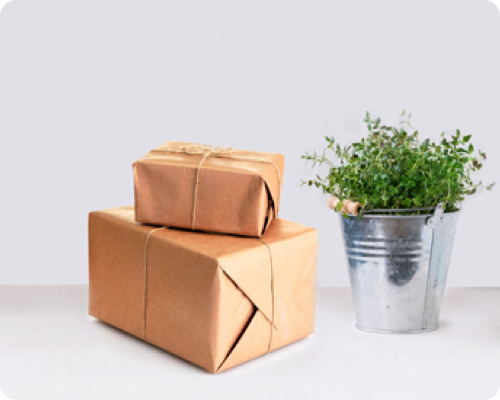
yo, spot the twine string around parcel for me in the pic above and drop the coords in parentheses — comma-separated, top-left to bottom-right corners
(149, 144, 282, 230)
(143, 226, 164, 340)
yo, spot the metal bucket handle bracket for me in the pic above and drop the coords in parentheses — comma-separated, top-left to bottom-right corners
(425, 203, 444, 229)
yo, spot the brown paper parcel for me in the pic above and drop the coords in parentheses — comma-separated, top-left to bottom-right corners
(88, 206, 317, 373)
(133, 141, 285, 237)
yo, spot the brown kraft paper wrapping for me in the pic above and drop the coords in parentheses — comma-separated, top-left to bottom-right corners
(88, 206, 317, 373)
(133, 141, 285, 237)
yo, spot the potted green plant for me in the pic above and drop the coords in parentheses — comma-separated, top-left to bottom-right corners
(303, 111, 494, 333)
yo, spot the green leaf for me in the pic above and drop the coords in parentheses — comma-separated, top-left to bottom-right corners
(463, 134, 472, 142)
(468, 144, 474, 154)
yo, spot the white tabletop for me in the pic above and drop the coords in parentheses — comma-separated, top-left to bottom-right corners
(0, 286, 499, 400)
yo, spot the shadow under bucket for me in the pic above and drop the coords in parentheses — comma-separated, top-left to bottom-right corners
(339, 208, 460, 333)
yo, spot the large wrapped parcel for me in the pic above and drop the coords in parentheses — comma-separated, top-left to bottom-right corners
(88, 206, 317, 373)
(133, 141, 285, 237)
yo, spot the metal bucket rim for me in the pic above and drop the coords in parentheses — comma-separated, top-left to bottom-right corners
(341, 210, 460, 219)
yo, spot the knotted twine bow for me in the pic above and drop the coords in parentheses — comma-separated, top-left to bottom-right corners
(149, 144, 282, 231)
(168, 144, 234, 157)
(142, 227, 276, 357)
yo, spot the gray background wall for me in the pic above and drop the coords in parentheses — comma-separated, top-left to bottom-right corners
(0, 0, 498, 286)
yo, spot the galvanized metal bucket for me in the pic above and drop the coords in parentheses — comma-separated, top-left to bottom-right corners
(339, 205, 460, 333)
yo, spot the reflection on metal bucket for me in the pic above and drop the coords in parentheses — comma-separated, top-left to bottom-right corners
(340, 209, 460, 333)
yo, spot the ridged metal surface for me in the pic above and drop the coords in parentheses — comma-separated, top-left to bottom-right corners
(340, 212, 460, 333)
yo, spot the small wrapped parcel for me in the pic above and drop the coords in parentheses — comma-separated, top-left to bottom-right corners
(133, 141, 284, 237)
